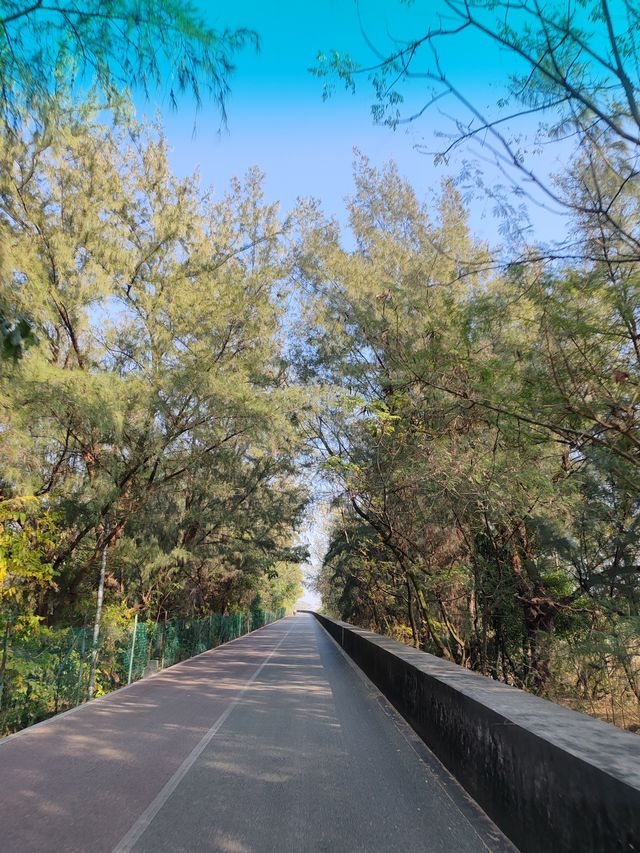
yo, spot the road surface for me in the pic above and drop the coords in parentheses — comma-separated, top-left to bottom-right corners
(0, 614, 514, 852)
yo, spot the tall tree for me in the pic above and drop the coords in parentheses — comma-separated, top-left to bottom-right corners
(298, 156, 639, 713)
(314, 1, 640, 495)
(0, 104, 308, 624)
(0, 0, 258, 360)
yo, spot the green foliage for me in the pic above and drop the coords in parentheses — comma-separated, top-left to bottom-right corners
(303, 0, 640, 729)
(0, 497, 58, 610)
(0, 311, 37, 361)
(300, 155, 640, 725)
(0, 0, 256, 128)
(0, 105, 308, 639)
(0, 0, 257, 363)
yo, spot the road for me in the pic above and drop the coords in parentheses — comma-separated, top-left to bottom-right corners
(0, 613, 514, 852)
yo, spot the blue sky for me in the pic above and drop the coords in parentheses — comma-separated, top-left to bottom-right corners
(161, 1, 441, 220)
(145, 0, 566, 246)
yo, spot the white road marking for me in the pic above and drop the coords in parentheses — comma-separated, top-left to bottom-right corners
(112, 622, 296, 853)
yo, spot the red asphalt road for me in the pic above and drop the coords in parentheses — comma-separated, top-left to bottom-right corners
(0, 619, 290, 852)
(0, 614, 510, 853)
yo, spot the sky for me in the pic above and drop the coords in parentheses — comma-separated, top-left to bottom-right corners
(138, 0, 574, 606)
(160, 0, 442, 221)
(150, 0, 567, 244)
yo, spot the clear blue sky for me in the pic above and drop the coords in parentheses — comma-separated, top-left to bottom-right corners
(142, 0, 565, 245)
(161, 1, 441, 221)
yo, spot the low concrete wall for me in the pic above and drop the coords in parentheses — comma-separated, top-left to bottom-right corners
(313, 612, 640, 853)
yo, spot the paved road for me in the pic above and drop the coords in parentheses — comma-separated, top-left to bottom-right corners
(0, 614, 513, 852)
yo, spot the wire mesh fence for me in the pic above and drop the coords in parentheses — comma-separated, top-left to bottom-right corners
(0, 608, 285, 737)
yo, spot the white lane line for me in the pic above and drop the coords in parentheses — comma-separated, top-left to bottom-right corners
(112, 621, 297, 853)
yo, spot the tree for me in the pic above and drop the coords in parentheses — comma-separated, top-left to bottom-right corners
(0, 0, 258, 361)
(296, 155, 638, 711)
(0, 104, 309, 625)
(0, 496, 57, 612)
(303, 1, 640, 720)
(314, 1, 640, 494)
(315, 1, 640, 257)
(0, 495, 59, 709)
(0, 0, 256, 127)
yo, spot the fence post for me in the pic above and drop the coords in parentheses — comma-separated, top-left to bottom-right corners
(0, 619, 11, 710)
(127, 613, 139, 685)
(88, 535, 108, 699)
(76, 624, 87, 706)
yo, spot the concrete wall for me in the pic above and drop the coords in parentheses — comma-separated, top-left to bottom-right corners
(313, 613, 640, 853)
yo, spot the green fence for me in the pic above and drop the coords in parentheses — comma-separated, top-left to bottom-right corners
(0, 609, 285, 737)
